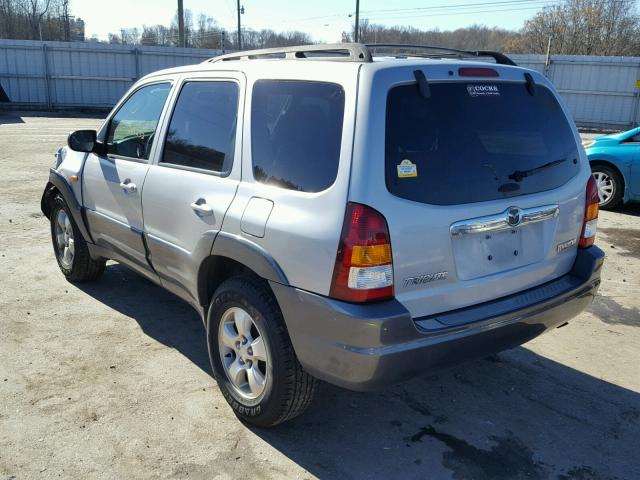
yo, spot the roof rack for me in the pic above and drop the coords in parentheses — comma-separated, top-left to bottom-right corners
(207, 43, 372, 63)
(365, 44, 517, 66)
(205, 42, 516, 66)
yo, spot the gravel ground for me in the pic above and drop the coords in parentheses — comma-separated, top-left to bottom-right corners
(1, 112, 639, 480)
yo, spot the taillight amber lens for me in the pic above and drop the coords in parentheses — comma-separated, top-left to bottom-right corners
(330, 202, 394, 303)
(579, 175, 599, 248)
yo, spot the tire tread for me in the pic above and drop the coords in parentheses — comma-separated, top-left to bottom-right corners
(51, 194, 105, 282)
(210, 275, 316, 427)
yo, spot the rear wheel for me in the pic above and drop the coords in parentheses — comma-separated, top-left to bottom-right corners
(207, 275, 316, 427)
(591, 165, 623, 210)
(50, 194, 105, 281)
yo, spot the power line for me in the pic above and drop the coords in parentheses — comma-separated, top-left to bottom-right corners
(242, 0, 559, 30)
(359, 0, 550, 15)
(93, 0, 574, 45)
(363, 3, 559, 21)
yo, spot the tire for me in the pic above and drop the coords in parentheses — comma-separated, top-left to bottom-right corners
(591, 164, 623, 210)
(50, 193, 105, 282)
(207, 275, 316, 427)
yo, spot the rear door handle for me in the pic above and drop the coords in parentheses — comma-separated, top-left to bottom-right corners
(190, 199, 213, 216)
(119, 179, 137, 193)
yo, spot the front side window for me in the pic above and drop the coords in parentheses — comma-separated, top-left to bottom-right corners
(162, 81, 239, 173)
(106, 82, 171, 160)
(251, 80, 345, 192)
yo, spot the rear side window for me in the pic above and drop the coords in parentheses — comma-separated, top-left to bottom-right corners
(385, 82, 580, 205)
(251, 80, 345, 192)
(162, 81, 239, 173)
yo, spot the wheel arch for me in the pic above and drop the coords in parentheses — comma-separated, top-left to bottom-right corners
(197, 232, 289, 308)
(41, 169, 93, 243)
(41, 181, 57, 220)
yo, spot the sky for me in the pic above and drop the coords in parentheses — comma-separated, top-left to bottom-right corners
(72, 0, 557, 43)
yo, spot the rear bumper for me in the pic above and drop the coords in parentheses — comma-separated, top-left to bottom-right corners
(271, 246, 604, 392)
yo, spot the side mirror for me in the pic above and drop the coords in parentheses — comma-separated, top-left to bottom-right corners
(68, 129, 97, 153)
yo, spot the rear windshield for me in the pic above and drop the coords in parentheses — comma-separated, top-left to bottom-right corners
(385, 82, 580, 205)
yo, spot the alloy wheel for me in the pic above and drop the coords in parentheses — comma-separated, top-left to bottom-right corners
(218, 307, 269, 400)
(54, 209, 75, 268)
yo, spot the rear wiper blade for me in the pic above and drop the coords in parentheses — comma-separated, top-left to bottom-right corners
(508, 158, 567, 182)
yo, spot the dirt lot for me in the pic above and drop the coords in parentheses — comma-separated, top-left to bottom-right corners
(1, 112, 639, 480)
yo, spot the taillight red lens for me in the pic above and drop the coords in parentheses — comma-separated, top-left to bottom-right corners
(458, 67, 499, 77)
(579, 175, 599, 248)
(330, 202, 394, 303)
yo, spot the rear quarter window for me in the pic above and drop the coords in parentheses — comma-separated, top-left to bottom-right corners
(251, 80, 345, 193)
(385, 81, 580, 205)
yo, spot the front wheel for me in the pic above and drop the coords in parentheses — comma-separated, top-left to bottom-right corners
(207, 275, 316, 427)
(591, 165, 623, 210)
(50, 194, 105, 281)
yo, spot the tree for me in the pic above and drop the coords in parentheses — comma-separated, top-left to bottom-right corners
(342, 23, 519, 52)
(0, 0, 81, 41)
(508, 0, 640, 55)
(27, 0, 52, 40)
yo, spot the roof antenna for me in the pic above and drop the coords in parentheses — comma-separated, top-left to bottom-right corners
(414, 70, 430, 98)
(524, 72, 536, 96)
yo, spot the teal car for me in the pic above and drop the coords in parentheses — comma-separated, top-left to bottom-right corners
(583, 127, 640, 209)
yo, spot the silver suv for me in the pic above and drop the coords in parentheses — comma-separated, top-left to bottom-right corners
(41, 44, 604, 427)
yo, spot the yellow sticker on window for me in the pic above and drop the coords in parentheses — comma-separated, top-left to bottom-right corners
(397, 159, 418, 178)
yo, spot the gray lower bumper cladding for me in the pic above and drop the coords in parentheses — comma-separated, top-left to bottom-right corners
(271, 246, 604, 391)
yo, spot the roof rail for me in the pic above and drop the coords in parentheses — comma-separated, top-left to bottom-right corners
(207, 43, 372, 63)
(365, 43, 517, 66)
(204, 42, 516, 66)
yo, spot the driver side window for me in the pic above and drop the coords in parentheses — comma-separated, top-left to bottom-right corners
(106, 82, 172, 160)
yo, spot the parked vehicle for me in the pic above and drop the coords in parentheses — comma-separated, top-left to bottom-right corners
(41, 43, 604, 427)
(583, 127, 640, 209)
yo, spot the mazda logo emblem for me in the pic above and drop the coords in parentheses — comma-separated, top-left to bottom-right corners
(507, 207, 522, 227)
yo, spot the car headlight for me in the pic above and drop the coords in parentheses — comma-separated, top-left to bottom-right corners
(582, 140, 595, 148)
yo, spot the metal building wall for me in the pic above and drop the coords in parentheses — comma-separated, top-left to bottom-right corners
(1, 40, 640, 130)
(0, 39, 220, 109)
(511, 53, 640, 130)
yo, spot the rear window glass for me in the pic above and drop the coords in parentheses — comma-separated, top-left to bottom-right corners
(385, 82, 580, 205)
(251, 80, 345, 192)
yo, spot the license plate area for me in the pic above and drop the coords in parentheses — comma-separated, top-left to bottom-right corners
(452, 225, 543, 280)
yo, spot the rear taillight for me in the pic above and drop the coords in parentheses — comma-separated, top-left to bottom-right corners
(330, 202, 394, 303)
(579, 175, 599, 248)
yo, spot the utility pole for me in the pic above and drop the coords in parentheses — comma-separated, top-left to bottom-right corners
(544, 35, 552, 77)
(354, 0, 360, 43)
(177, 0, 185, 48)
(236, 0, 242, 50)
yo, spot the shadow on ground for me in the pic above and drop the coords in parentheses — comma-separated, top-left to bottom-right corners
(613, 202, 640, 218)
(0, 112, 25, 125)
(0, 110, 106, 123)
(77, 263, 640, 480)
